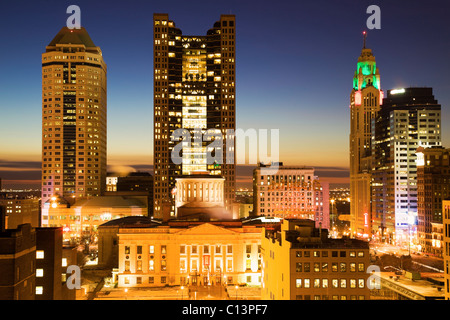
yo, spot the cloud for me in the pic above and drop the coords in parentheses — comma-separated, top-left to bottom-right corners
(0, 160, 349, 190)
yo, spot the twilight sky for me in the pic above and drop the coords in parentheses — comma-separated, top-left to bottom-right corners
(1, 0, 450, 189)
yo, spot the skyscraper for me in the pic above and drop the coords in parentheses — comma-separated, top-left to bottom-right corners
(41, 27, 107, 223)
(349, 32, 383, 237)
(372, 87, 441, 244)
(153, 14, 236, 219)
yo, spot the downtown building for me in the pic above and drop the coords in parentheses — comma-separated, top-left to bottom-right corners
(153, 14, 236, 219)
(105, 218, 267, 288)
(444, 199, 450, 300)
(371, 88, 441, 244)
(0, 195, 40, 229)
(416, 146, 450, 257)
(41, 27, 107, 225)
(261, 219, 370, 300)
(253, 163, 329, 229)
(349, 34, 383, 238)
(0, 222, 36, 300)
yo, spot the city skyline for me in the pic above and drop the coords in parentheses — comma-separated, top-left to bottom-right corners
(1, 0, 450, 190)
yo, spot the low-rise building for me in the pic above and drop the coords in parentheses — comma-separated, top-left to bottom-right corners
(41, 195, 148, 243)
(100, 217, 280, 289)
(371, 272, 445, 300)
(261, 219, 370, 300)
(0, 196, 40, 229)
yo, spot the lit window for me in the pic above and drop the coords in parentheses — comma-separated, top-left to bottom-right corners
(36, 250, 44, 259)
(304, 279, 310, 288)
(314, 279, 320, 288)
(36, 286, 43, 295)
(62, 258, 67, 267)
(36, 269, 44, 277)
(358, 279, 365, 288)
(149, 260, 154, 271)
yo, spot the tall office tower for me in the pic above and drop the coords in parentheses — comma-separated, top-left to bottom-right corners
(41, 27, 107, 219)
(349, 32, 383, 237)
(372, 88, 441, 244)
(416, 146, 450, 257)
(253, 163, 330, 229)
(153, 14, 236, 219)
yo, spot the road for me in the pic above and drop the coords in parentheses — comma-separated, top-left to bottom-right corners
(370, 242, 444, 273)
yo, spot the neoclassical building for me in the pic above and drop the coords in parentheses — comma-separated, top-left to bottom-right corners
(108, 217, 280, 288)
(174, 173, 233, 219)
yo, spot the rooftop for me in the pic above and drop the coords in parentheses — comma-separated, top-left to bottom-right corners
(73, 195, 147, 208)
(47, 27, 97, 48)
(99, 216, 160, 228)
(376, 272, 445, 300)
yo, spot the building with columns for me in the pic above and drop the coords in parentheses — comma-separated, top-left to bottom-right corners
(174, 172, 232, 220)
(112, 218, 271, 288)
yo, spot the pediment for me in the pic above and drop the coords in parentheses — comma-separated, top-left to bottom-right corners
(175, 222, 239, 236)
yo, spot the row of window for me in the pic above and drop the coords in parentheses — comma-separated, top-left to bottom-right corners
(295, 278, 366, 289)
(296, 262, 366, 273)
(124, 244, 260, 255)
(295, 250, 365, 258)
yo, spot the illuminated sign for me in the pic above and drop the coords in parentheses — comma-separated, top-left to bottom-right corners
(391, 88, 405, 95)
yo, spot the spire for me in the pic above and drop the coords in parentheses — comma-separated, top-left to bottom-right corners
(363, 31, 367, 49)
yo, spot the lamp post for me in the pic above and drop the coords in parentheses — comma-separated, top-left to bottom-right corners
(235, 285, 238, 300)
(181, 286, 184, 300)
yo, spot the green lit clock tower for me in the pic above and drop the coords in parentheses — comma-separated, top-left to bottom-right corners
(349, 31, 383, 238)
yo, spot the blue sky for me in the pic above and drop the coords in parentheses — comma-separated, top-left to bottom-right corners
(1, 0, 449, 188)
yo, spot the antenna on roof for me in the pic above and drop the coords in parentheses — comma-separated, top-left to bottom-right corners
(363, 31, 367, 49)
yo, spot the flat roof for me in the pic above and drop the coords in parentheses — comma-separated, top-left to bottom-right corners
(377, 272, 445, 299)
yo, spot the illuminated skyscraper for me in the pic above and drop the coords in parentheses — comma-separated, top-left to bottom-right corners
(41, 27, 107, 223)
(349, 32, 383, 237)
(153, 14, 236, 219)
(372, 88, 441, 244)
